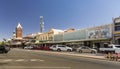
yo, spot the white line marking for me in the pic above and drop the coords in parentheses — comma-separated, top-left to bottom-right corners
(0, 59, 44, 62)
(15, 59, 25, 62)
(30, 59, 37, 61)
(30, 59, 44, 62)
(39, 60, 44, 61)
(1, 66, 71, 69)
(3, 59, 13, 62)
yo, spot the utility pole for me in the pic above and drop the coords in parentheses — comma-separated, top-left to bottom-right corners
(112, 18, 115, 44)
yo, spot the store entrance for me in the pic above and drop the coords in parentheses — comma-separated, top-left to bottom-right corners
(94, 43, 100, 49)
(84, 41, 91, 47)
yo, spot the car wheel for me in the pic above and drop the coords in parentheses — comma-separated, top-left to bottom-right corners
(5, 51, 8, 53)
(67, 49, 71, 52)
(57, 49, 61, 52)
(79, 50, 82, 53)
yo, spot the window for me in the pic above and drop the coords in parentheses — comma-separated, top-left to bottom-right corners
(53, 46, 56, 48)
(115, 26, 120, 31)
(115, 46, 120, 48)
(58, 46, 65, 47)
(86, 47, 90, 49)
(108, 46, 113, 48)
(81, 47, 86, 49)
(115, 23, 120, 25)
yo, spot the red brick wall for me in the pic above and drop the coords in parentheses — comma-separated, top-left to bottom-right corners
(16, 28, 22, 38)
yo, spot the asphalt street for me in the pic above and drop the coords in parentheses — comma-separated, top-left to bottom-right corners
(0, 48, 120, 69)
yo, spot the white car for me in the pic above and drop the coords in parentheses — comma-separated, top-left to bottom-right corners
(50, 45, 72, 52)
(24, 46, 33, 49)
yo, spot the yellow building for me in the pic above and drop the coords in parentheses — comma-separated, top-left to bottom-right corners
(36, 28, 64, 42)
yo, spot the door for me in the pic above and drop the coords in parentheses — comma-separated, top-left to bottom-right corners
(52, 45, 57, 50)
(60, 45, 67, 51)
(81, 47, 88, 53)
(86, 47, 91, 53)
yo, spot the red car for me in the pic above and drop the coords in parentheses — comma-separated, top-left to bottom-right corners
(43, 46, 50, 51)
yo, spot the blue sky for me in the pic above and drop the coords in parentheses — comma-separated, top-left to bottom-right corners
(0, 0, 120, 41)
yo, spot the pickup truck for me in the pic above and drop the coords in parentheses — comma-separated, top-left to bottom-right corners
(99, 44, 120, 53)
(0, 45, 10, 53)
(99, 44, 120, 61)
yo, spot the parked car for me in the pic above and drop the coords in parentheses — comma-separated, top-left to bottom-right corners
(99, 44, 120, 53)
(43, 46, 50, 50)
(24, 46, 33, 49)
(33, 46, 50, 50)
(76, 46, 97, 53)
(70, 45, 81, 51)
(0, 45, 10, 53)
(50, 45, 72, 52)
(33, 46, 43, 50)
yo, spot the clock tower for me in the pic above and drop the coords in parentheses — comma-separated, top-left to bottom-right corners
(16, 22, 22, 39)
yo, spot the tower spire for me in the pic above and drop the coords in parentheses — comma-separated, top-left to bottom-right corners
(17, 22, 22, 28)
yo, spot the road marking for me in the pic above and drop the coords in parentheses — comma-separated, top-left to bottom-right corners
(15, 59, 25, 62)
(39, 59, 44, 61)
(1, 66, 71, 69)
(0, 59, 44, 62)
(3, 59, 13, 62)
(30, 59, 37, 61)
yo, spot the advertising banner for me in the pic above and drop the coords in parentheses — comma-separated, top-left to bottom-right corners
(86, 24, 112, 39)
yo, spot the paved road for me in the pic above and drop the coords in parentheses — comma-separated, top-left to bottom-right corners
(0, 49, 120, 69)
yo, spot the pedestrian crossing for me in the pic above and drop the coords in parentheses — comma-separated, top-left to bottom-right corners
(0, 59, 44, 62)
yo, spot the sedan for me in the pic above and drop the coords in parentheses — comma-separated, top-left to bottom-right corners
(76, 46, 97, 53)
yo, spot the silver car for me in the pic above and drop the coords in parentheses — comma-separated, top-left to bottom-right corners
(76, 46, 97, 53)
(50, 45, 72, 52)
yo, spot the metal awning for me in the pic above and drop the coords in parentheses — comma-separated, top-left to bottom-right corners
(44, 38, 111, 44)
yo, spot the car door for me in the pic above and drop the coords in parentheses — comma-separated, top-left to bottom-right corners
(82, 46, 88, 53)
(60, 45, 66, 51)
(52, 45, 57, 50)
(86, 47, 91, 53)
(63, 45, 68, 51)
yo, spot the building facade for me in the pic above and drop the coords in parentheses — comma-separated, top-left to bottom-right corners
(36, 28, 64, 43)
(53, 24, 112, 49)
(35, 24, 112, 49)
(113, 17, 120, 44)
(10, 22, 24, 47)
